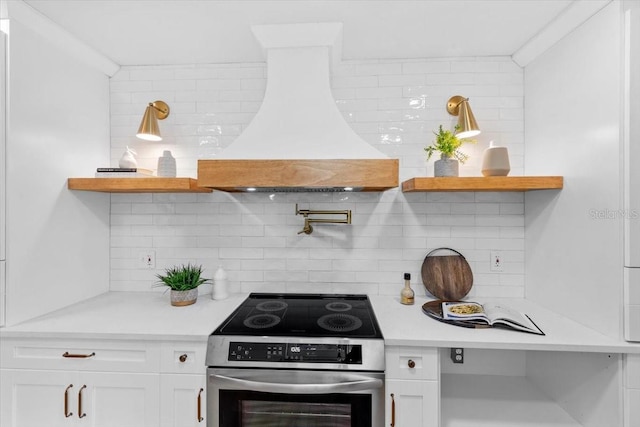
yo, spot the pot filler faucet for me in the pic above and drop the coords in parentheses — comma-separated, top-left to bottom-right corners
(295, 204, 352, 235)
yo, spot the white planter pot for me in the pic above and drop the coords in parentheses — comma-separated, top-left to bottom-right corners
(170, 289, 198, 306)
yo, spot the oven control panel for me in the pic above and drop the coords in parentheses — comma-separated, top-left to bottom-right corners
(228, 342, 362, 364)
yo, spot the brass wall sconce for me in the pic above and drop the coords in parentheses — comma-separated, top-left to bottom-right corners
(446, 95, 481, 138)
(295, 204, 352, 235)
(136, 100, 170, 141)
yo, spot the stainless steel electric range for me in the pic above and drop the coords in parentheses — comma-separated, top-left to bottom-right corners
(205, 293, 385, 427)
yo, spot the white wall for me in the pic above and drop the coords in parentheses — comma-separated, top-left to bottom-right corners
(524, 2, 623, 337)
(109, 57, 529, 297)
(4, 17, 110, 326)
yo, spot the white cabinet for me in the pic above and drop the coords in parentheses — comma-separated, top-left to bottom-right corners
(385, 346, 439, 427)
(75, 372, 160, 427)
(0, 369, 74, 427)
(160, 374, 206, 427)
(623, 0, 640, 343)
(0, 337, 209, 427)
(159, 341, 207, 427)
(625, 354, 640, 427)
(0, 338, 161, 427)
(624, 3, 640, 269)
(0, 369, 159, 427)
(624, 268, 640, 341)
(0, 28, 6, 328)
(386, 379, 439, 427)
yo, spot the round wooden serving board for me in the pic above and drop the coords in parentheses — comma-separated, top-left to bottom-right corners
(421, 248, 473, 301)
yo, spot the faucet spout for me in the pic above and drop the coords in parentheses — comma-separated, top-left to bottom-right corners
(295, 204, 351, 235)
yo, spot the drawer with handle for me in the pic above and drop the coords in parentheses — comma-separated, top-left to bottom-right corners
(0, 337, 161, 372)
(160, 341, 207, 374)
(385, 346, 439, 380)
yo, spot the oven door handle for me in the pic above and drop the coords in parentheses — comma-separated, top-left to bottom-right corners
(211, 374, 383, 394)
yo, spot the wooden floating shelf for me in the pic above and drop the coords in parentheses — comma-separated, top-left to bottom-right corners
(67, 178, 213, 193)
(402, 176, 563, 192)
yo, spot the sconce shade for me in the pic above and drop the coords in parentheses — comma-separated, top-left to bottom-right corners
(447, 95, 481, 139)
(136, 100, 170, 141)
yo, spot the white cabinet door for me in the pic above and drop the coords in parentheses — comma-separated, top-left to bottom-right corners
(0, 369, 78, 427)
(79, 372, 159, 427)
(160, 374, 206, 427)
(0, 369, 160, 427)
(625, 5, 640, 268)
(385, 379, 439, 427)
(625, 268, 640, 341)
(0, 29, 6, 264)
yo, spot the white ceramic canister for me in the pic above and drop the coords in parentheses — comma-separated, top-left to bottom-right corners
(481, 141, 510, 176)
(212, 266, 229, 300)
(157, 150, 177, 177)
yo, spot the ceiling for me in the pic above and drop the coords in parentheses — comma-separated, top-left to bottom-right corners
(21, 0, 580, 66)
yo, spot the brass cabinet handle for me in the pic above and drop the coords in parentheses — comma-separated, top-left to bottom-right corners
(179, 354, 188, 363)
(64, 384, 73, 418)
(63, 351, 96, 358)
(390, 393, 395, 427)
(197, 388, 204, 422)
(408, 359, 416, 368)
(78, 385, 87, 418)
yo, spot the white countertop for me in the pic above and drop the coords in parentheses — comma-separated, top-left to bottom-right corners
(0, 292, 247, 342)
(370, 295, 640, 353)
(1, 292, 639, 353)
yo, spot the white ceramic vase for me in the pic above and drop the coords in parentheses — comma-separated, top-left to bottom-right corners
(481, 142, 510, 176)
(157, 150, 177, 177)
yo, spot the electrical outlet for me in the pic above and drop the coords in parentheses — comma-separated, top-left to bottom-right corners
(450, 348, 464, 364)
(490, 250, 503, 272)
(138, 251, 155, 269)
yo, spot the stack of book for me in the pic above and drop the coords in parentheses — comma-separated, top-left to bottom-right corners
(94, 168, 155, 178)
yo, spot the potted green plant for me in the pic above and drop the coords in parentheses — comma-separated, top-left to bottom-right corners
(424, 125, 475, 177)
(156, 263, 210, 306)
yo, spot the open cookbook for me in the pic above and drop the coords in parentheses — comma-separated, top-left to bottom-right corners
(441, 301, 545, 335)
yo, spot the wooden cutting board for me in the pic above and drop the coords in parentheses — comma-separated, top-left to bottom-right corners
(421, 248, 473, 300)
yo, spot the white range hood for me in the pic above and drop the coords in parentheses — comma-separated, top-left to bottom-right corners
(197, 23, 398, 192)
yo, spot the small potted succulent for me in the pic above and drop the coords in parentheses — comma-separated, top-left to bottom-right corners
(156, 263, 210, 306)
(424, 125, 475, 177)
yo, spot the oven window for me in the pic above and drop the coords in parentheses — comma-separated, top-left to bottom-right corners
(220, 391, 372, 427)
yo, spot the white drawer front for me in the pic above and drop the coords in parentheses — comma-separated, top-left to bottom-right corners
(385, 346, 438, 380)
(1, 338, 161, 372)
(160, 341, 207, 374)
(627, 354, 640, 389)
(625, 304, 640, 342)
(627, 268, 640, 305)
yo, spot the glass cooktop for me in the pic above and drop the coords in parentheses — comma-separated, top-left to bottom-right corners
(212, 293, 383, 339)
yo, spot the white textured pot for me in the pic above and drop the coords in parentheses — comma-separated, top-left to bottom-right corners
(170, 289, 198, 307)
(434, 155, 459, 177)
(157, 150, 177, 177)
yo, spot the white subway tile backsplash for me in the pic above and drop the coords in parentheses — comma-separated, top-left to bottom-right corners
(402, 61, 451, 74)
(355, 62, 402, 76)
(109, 57, 525, 296)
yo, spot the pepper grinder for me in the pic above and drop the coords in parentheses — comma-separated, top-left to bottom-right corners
(400, 273, 415, 305)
